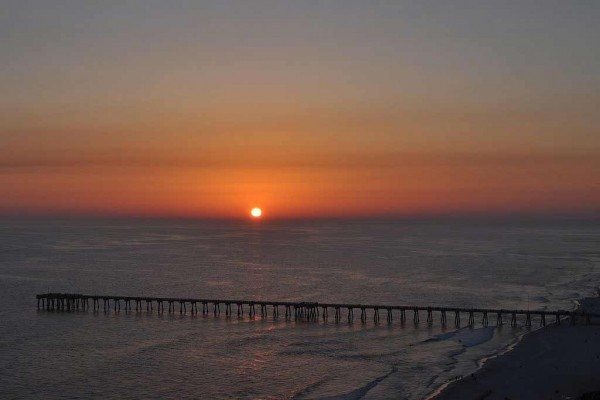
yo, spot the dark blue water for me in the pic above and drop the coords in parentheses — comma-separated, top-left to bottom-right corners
(1, 218, 598, 399)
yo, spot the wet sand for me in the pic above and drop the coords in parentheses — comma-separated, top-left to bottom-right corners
(434, 323, 600, 400)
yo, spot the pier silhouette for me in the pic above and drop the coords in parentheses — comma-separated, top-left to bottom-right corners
(36, 293, 598, 327)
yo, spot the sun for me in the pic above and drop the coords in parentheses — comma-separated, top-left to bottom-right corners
(250, 207, 262, 218)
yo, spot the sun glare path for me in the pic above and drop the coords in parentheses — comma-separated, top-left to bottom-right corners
(250, 207, 262, 218)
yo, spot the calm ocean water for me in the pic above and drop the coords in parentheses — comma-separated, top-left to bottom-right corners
(1, 218, 599, 399)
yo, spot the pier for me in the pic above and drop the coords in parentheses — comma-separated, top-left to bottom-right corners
(36, 293, 599, 327)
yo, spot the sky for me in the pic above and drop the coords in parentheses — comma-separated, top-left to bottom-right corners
(2, 0, 599, 219)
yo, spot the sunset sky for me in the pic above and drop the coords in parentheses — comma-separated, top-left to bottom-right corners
(2, 1, 599, 218)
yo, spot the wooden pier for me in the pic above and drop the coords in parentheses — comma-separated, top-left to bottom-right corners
(36, 293, 599, 327)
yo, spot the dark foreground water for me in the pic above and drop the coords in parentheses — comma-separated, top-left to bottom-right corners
(1, 218, 599, 399)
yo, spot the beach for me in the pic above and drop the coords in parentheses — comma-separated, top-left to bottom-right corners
(434, 322, 600, 400)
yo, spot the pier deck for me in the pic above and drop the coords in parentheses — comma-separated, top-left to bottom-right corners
(36, 293, 599, 327)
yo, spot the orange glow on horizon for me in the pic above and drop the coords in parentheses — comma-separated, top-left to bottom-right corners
(1, 151, 598, 219)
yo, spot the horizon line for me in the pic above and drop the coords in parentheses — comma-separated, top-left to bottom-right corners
(2, 210, 599, 223)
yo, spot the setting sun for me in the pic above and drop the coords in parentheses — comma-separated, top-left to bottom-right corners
(250, 207, 262, 218)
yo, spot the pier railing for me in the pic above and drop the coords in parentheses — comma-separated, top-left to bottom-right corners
(36, 293, 599, 327)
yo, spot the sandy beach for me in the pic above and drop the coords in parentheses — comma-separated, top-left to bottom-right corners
(434, 322, 600, 400)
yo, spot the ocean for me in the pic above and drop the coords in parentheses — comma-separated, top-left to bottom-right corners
(1, 217, 598, 399)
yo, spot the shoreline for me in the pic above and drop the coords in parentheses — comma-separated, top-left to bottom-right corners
(425, 327, 530, 400)
(432, 320, 600, 399)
